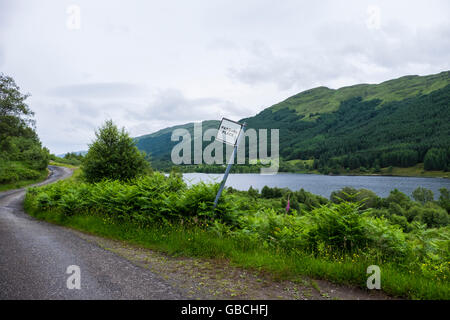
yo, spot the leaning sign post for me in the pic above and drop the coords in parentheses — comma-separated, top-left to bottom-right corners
(213, 118, 246, 208)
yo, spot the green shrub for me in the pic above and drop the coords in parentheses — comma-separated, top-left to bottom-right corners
(361, 215, 408, 259)
(388, 214, 410, 232)
(304, 202, 367, 252)
(82, 120, 149, 183)
(438, 188, 450, 213)
(412, 187, 434, 204)
(36, 193, 52, 210)
(330, 187, 380, 209)
(416, 204, 450, 228)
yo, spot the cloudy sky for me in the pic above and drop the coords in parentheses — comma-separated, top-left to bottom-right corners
(1, 0, 449, 154)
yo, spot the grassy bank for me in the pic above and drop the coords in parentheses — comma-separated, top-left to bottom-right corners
(377, 163, 450, 179)
(24, 205, 449, 300)
(0, 162, 49, 192)
(23, 169, 450, 300)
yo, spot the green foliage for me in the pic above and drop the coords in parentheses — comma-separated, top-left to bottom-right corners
(28, 171, 238, 227)
(247, 186, 259, 198)
(0, 161, 43, 184)
(330, 187, 380, 209)
(414, 204, 450, 228)
(412, 187, 434, 204)
(438, 188, 450, 213)
(424, 148, 448, 171)
(26, 166, 450, 299)
(49, 152, 84, 166)
(82, 120, 150, 183)
(261, 185, 285, 198)
(0, 73, 49, 185)
(384, 189, 413, 209)
(259, 186, 327, 213)
(304, 202, 367, 252)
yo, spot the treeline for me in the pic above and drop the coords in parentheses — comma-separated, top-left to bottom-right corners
(0, 74, 49, 185)
(50, 152, 84, 166)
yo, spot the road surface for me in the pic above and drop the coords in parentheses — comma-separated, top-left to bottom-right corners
(0, 166, 184, 299)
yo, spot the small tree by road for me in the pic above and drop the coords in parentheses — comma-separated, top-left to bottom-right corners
(82, 120, 150, 183)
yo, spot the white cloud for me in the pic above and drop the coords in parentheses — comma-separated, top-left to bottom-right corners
(0, 0, 449, 154)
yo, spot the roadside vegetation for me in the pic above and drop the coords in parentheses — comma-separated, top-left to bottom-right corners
(24, 174, 450, 299)
(24, 121, 450, 300)
(0, 73, 50, 190)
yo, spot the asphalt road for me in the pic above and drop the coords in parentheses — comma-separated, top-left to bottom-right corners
(0, 166, 185, 299)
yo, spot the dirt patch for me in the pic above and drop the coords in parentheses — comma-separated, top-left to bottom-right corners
(72, 229, 395, 300)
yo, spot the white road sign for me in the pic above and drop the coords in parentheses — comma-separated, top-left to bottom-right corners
(216, 118, 243, 146)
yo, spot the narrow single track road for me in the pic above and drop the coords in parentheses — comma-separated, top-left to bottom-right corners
(0, 166, 185, 299)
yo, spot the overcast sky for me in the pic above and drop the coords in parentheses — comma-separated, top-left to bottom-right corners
(1, 0, 449, 154)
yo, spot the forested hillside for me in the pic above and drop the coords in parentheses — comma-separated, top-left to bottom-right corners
(243, 84, 450, 173)
(0, 74, 49, 188)
(135, 71, 450, 173)
(134, 120, 219, 170)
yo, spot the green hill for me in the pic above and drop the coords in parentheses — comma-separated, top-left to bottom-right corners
(268, 71, 450, 119)
(135, 71, 450, 173)
(134, 120, 219, 169)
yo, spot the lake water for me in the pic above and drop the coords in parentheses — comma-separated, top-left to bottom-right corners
(182, 173, 450, 199)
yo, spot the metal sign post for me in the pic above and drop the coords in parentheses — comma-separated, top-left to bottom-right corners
(213, 118, 246, 208)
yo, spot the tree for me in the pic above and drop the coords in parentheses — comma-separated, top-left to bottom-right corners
(247, 186, 259, 198)
(82, 120, 150, 182)
(0, 73, 33, 118)
(0, 74, 35, 145)
(412, 187, 434, 204)
(0, 74, 49, 182)
(438, 188, 450, 213)
(424, 148, 447, 171)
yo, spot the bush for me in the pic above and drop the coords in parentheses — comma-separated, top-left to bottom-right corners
(417, 204, 450, 228)
(82, 120, 149, 183)
(36, 193, 52, 210)
(412, 187, 434, 204)
(388, 214, 410, 232)
(303, 202, 367, 252)
(330, 187, 380, 209)
(383, 189, 412, 210)
(438, 188, 450, 213)
(0, 160, 43, 183)
(361, 215, 408, 259)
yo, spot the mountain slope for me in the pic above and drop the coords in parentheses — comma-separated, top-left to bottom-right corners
(134, 120, 219, 161)
(134, 71, 450, 172)
(243, 85, 450, 171)
(267, 71, 450, 120)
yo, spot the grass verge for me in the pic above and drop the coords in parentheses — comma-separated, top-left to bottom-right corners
(49, 160, 79, 169)
(0, 168, 49, 192)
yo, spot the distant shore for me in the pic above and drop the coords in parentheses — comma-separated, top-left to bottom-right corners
(160, 163, 450, 179)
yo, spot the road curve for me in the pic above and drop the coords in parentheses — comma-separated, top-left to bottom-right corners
(0, 166, 185, 299)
